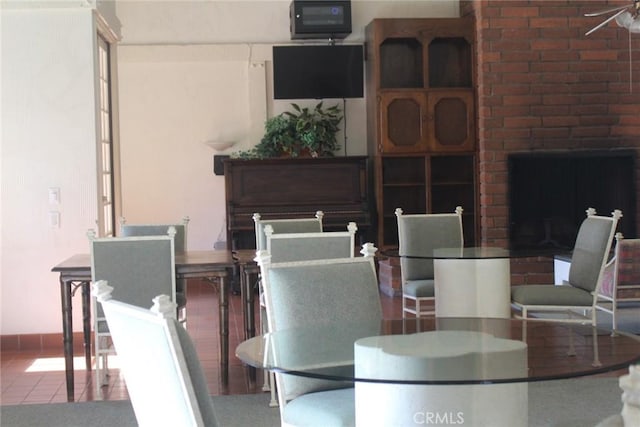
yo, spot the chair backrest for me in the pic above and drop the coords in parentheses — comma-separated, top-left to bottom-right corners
(253, 211, 324, 251)
(260, 256, 382, 403)
(119, 216, 189, 252)
(92, 281, 218, 427)
(265, 222, 357, 263)
(89, 230, 176, 317)
(395, 207, 464, 281)
(568, 208, 622, 293)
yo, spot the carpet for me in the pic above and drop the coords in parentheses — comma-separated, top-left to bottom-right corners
(0, 393, 280, 427)
(0, 377, 629, 426)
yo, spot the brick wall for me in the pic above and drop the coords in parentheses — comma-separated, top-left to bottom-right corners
(463, 0, 640, 283)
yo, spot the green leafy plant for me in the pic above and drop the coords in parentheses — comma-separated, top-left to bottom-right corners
(233, 102, 343, 159)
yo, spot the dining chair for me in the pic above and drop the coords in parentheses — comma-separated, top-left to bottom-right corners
(257, 221, 359, 407)
(119, 216, 189, 321)
(253, 211, 324, 251)
(594, 233, 640, 332)
(88, 228, 180, 396)
(595, 364, 640, 427)
(251, 210, 324, 400)
(119, 216, 190, 252)
(92, 281, 220, 426)
(258, 255, 382, 427)
(511, 208, 623, 326)
(395, 206, 464, 317)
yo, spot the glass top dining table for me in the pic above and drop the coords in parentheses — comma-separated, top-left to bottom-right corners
(381, 247, 570, 260)
(236, 317, 640, 385)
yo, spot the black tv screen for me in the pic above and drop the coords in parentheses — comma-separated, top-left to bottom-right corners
(273, 45, 364, 100)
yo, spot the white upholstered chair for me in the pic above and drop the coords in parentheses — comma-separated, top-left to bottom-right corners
(88, 228, 178, 396)
(511, 208, 622, 326)
(596, 364, 640, 427)
(258, 255, 381, 427)
(395, 206, 464, 317)
(595, 233, 640, 331)
(92, 281, 219, 426)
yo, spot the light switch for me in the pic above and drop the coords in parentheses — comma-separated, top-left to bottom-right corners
(49, 211, 60, 228)
(48, 187, 60, 204)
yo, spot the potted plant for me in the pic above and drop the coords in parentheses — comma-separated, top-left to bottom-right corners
(233, 102, 343, 159)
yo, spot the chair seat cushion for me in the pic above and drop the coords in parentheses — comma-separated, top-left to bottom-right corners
(282, 387, 354, 427)
(511, 285, 593, 306)
(403, 280, 435, 298)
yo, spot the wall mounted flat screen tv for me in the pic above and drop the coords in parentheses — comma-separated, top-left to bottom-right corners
(273, 44, 364, 100)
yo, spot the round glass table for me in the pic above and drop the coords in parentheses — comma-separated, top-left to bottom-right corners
(382, 247, 569, 318)
(236, 317, 640, 384)
(237, 318, 639, 427)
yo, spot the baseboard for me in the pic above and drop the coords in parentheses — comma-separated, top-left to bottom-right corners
(1, 332, 85, 353)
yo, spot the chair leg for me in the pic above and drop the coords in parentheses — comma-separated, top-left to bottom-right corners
(268, 372, 278, 407)
(591, 327, 602, 367)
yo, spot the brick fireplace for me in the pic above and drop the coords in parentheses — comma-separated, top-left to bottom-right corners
(464, 0, 640, 284)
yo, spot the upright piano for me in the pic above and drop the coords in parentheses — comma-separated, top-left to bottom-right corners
(224, 156, 373, 249)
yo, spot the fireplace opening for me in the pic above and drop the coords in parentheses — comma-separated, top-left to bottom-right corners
(508, 150, 636, 250)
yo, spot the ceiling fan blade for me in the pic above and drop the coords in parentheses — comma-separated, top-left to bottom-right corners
(584, 4, 629, 17)
(585, 9, 628, 35)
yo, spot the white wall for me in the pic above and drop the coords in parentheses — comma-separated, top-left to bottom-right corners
(0, 0, 459, 335)
(1, 7, 100, 334)
(115, 0, 459, 250)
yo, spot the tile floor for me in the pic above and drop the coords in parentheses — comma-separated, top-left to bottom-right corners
(1, 279, 402, 405)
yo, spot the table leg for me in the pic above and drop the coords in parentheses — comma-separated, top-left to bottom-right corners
(239, 266, 248, 340)
(244, 269, 256, 340)
(219, 274, 229, 387)
(81, 282, 92, 371)
(59, 278, 75, 402)
(242, 268, 257, 383)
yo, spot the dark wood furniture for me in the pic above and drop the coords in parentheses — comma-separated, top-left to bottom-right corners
(365, 18, 478, 247)
(224, 156, 373, 249)
(52, 251, 235, 402)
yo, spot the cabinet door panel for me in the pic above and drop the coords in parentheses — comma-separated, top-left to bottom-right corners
(427, 90, 475, 152)
(379, 92, 428, 153)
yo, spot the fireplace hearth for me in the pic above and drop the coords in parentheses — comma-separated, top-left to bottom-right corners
(508, 150, 636, 250)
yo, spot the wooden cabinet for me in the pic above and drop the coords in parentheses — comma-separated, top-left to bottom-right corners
(366, 18, 478, 247)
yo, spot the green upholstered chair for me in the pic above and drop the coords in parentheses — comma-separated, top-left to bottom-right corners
(257, 221, 360, 407)
(119, 216, 189, 252)
(259, 256, 382, 427)
(88, 228, 178, 396)
(265, 222, 357, 262)
(595, 233, 640, 331)
(253, 211, 324, 251)
(92, 281, 219, 426)
(119, 216, 189, 321)
(395, 206, 464, 317)
(251, 210, 324, 404)
(511, 208, 623, 326)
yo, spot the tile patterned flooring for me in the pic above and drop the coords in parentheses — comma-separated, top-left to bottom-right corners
(1, 279, 402, 405)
